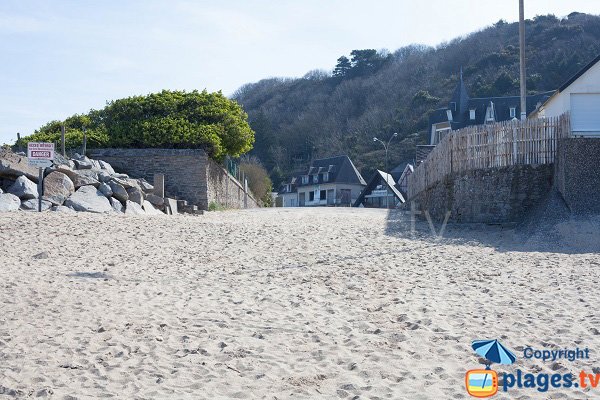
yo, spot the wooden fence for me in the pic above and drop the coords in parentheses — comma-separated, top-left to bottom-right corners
(408, 113, 571, 199)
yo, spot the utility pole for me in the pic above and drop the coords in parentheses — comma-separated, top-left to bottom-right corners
(519, 0, 527, 120)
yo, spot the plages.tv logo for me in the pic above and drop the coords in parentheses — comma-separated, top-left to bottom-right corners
(465, 339, 516, 398)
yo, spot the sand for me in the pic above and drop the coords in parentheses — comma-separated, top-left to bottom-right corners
(0, 208, 599, 399)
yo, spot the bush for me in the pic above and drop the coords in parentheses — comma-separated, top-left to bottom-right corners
(208, 201, 226, 211)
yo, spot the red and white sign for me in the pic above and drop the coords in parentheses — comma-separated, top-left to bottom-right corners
(28, 142, 55, 167)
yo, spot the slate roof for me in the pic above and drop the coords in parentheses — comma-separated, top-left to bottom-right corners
(300, 155, 366, 186)
(353, 170, 405, 207)
(428, 74, 556, 139)
(279, 155, 366, 193)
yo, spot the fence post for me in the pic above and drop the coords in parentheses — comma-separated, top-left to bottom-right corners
(82, 128, 87, 156)
(61, 125, 66, 157)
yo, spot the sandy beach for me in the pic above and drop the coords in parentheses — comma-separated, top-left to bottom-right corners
(1, 208, 599, 399)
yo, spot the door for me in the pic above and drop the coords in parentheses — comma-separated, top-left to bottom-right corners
(571, 93, 600, 136)
(327, 189, 334, 205)
(299, 192, 306, 207)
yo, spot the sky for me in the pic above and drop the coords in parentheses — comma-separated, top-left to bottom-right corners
(1, 0, 598, 145)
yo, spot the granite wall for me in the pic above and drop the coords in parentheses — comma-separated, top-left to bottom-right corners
(88, 148, 258, 210)
(555, 138, 600, 214)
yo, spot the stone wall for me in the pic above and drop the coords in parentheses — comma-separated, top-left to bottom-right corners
(88, 149, 258, 210)
(407, 165, 554, 223)
(555, 138, 600, 214)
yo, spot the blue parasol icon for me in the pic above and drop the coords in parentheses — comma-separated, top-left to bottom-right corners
(472, 339, 516, 366)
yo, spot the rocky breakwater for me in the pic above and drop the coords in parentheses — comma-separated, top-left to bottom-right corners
(0, 148, 166, 215)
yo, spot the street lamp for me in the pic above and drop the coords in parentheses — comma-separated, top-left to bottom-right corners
(373, 132, 398, 173)
(373, 132, 398, 208)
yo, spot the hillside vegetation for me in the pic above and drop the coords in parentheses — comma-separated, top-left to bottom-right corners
(233, 12, 600, 184)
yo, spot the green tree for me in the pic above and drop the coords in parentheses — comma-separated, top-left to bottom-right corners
(333, 56, 352, 77)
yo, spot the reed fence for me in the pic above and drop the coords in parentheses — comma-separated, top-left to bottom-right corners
(408, 113, 571, 199)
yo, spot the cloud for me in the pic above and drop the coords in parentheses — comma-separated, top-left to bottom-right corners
(0, 13, 44, 33)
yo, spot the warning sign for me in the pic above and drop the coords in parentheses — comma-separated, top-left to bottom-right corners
(28, 142, 55, 168)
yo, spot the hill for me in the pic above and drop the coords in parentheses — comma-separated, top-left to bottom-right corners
(233, 12, 600, 185)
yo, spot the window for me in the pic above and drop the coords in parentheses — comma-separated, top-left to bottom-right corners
(323, 173, 329, 182)
(312, 174, 319, 183)
(446, 109, 453, 122)
(320, 190, 326, 200)
(510, 107, 516, 118)
(485, 103, 495, 122)
(470, 109, 476, 120)
(301, 175, 309, 184)
(449, 102, 457, 111)
(309, 191, 315, 201)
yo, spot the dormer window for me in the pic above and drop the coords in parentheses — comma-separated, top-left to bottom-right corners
(449, 102, 457, 112)
(312, 174, 319, 183)
(301, 175, 309, 184)
(323, 172, 329, 182)
(470, 109, 476, 120)
(510, 107, 516, 118)
(485, 102, 495, 122)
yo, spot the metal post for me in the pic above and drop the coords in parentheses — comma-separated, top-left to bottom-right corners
(61, 125, 66, 156)
(519, 0, 527, 121)
(38, 167, 44, 212)
(82, 128, 87, 156)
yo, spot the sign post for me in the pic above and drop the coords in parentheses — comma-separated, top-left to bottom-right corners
(27, 142, 55, 212)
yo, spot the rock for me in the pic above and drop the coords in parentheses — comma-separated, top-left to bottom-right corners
(72, 170, 100, 188)
(143, 200, 164, 215)
(108, 181, 128, 202)
(0, 149, 39, 182)
(8, 175, 38, 199)
(98, 182, 113, 197)
(109, 197, 124, 213)
(90, 159, 102, 170)
(145, 193, 164, 207)
(52, 152, 70, 167)
(51, 205, 76, 213)
(33, 251, 49, 259)
(64, 185, 113, 213)
(0, 193, 21, 212)
(21, 199, 52, 211)
(0, 188, 3, 194)
(126, 186, 144, 205)
(138, 179, 154, 193)
(42, 171, 75, 205)
(111, 173, 129, 180)
(73, 158, 93, 170)
(97, 171, 112, 183)
(98, 160, 115, 174)
(124, 200, 145, 215)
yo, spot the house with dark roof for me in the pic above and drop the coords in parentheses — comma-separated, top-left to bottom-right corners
(353, 170, 405, 208)
(429, 73, 555, 145)
(277, 155, 366, 207)
(532, 54, 600, 137)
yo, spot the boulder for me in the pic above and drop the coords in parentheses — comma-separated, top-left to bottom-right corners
(109, 197, 124, 213)
(90, 159, 102, 170)
(97, 171, 112, 183)
(124, 200, 145, 215)
(143, 200, 164, 215)
(145, 193, 164, 207)
(43, 171, 75, 205)
(112, 173, 129, 180)
(126, 186, 144, 205)
(0, 193, 21, 212)
(0, 188, 3, 194)
(64, 185, 113, 213)
(73, 158, 93, 170)
(98, 182, 113, 197)
(21, 199, 52, 211)
(108, 181, 128, 202)
(72, 170, 100, 188)
(52, 152, 70, 167)
(98, 160, 115, 174)
(0, 149, 39, 182)
(8, 176, 38, 199)
(51, 205, 76, 213)
(138, 179, 154, 193)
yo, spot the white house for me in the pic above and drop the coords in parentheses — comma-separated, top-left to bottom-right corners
(277, 155, 366, 207)
(533, 54, 600, 137)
